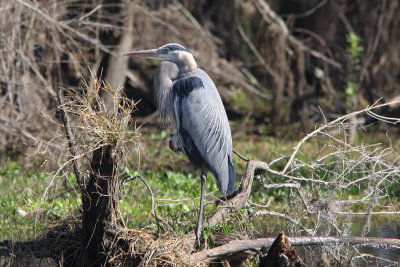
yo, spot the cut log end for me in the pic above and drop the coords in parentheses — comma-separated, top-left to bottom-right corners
(259, 232, 304, 267)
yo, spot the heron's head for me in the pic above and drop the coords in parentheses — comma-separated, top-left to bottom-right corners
(122, 43, 197, 71)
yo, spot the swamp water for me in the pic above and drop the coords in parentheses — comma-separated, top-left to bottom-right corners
(258, 215, 400, 266)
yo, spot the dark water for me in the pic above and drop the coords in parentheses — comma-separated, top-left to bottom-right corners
(258, 215, 400, 266)
(360, 218, 400, 267)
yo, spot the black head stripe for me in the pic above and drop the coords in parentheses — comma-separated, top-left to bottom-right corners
(169, 44, 188, 52)
(161, 43, 189, 52)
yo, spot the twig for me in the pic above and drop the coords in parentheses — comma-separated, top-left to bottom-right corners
(122, 175, 162, 232)
(281, 0, 328, 18)
(251, 210, 313, 235)
(16, 0, 112, 54)
(258, 160, 331, 185)
(78, 4, 102, 22)
(56, 87, 85, 191)
(366, 110, 400, 124)
(334, 211, 400, 216)
(255, 182, 300, 190)
(233, 149, 250, 162)
(235, 19, 277, 77)
(268, 156, 289, 167)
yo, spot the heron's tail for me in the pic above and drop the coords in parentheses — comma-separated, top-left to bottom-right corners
(210, 155, 236, 195)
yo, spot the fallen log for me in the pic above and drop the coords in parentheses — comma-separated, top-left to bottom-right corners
(190, 235, 400, 263)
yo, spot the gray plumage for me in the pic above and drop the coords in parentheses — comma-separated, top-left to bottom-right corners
(141, 44, 235, 195)
(122, 43, 235, 241)
(171, 67, 235, 194)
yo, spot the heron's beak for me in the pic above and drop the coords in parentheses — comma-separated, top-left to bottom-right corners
(121, 49, 161, 58)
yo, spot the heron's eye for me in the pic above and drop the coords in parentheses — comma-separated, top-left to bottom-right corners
(164, 48, 169, 53)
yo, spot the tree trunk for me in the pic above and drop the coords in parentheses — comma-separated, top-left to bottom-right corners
(82, 145, 123, 266)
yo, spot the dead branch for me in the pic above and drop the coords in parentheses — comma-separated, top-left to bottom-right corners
(235, 19, 276, 77)
(251, 210, 313, 235)
(183, 159, 258, 251)
(190, 235, 400, 263)
(16, 0, 111, 54)
(281, 101, 400, 174)
(0, 115, 36, 142)
(56, 88, 85, 191)
(207, 160, 258, 227)
(252, 0, 342, 69)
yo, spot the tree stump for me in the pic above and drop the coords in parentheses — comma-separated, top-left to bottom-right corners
(259, 232, 304, 267)
(81, 145, 124, 265)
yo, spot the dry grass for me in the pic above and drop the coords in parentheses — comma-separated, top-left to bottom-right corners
(60, 73, 140, 166)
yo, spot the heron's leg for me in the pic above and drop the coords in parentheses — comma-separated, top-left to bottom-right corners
(169, 134, 181, 153)
(195, 168, 207, 246)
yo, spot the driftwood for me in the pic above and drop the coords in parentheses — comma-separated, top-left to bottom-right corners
(190, 235, 400, 263)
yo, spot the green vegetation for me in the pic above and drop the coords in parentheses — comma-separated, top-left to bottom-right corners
(345, 32, 363, 105)
(0, 161, 80, 240)
(120, 167, 218, 229)
(1, 128, 399, 242)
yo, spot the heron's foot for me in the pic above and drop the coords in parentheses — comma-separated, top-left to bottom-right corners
(169, 134, 181, 154)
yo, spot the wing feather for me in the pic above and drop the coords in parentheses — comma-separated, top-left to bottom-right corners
(171, 70, 235, 194)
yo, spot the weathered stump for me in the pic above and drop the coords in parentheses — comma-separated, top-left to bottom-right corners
(81, 145, 124, 266)
(259, 232, 304, 267)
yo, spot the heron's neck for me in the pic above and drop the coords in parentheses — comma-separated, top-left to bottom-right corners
(176, 51, 197, 72)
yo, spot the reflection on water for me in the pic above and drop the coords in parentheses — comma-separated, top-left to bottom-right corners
(257, 215, 400, 266)
(362, 220, 400, 266)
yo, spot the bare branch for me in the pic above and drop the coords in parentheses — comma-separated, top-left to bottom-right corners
(282, 101, 400, 174)
(56, 88, 85, 191)
(16, 0, 112, 54)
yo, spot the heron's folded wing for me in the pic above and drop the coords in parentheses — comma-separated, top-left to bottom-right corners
(172, 75, 235, 194)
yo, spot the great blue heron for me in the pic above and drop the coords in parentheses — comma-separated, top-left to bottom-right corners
(122, 43, 235, 242)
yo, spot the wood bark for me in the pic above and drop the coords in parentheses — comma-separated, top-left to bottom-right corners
(57, 88, 124, 265)
(81, 145, 124, 266)
(259, 233, 304, 267)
